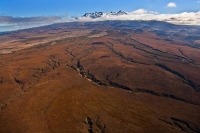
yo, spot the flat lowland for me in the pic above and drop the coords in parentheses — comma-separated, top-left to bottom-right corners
(0, 21, 200, 133)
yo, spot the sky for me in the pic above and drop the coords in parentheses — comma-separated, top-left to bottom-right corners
(0, 0, 200, 32)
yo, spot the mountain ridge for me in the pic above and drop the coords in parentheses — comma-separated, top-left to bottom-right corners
(82, 10, 128, 18)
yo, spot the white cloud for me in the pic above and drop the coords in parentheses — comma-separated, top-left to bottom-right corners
(166, 2, 177, 8)
(76, 9, 200, 26)
(131, 9, 147, 14)
(0, 15, 63, 32)
(1, 9, 200, 32)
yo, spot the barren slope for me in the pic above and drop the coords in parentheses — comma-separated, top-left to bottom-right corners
(0, 21, 200, 133)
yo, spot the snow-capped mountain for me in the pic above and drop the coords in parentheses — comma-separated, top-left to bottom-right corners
(82, 10, 128, 18)
(111, 10, 128, 16)
(83, 12, 105, 18)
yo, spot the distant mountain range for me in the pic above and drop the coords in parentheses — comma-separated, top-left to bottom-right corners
(82, 10, 128, 18)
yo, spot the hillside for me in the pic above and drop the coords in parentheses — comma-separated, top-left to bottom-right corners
(0, 21, 200, 133)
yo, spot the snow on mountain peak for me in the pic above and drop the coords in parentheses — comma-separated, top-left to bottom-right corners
(82, 10, 128, 18)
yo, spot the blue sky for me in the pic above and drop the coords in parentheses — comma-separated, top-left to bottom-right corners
(1, 0, 199, 17)
(0, 0, 200, 31)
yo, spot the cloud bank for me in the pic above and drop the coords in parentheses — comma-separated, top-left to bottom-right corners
(0, 9, 200, 32)
(77, 9, 200, 26)
(0, 15, 63, 32)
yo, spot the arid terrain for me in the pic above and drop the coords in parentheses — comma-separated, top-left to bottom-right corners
(0, 21, 200, 133)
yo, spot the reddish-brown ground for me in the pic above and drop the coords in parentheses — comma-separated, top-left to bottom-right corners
(0, 21, 200, 133)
